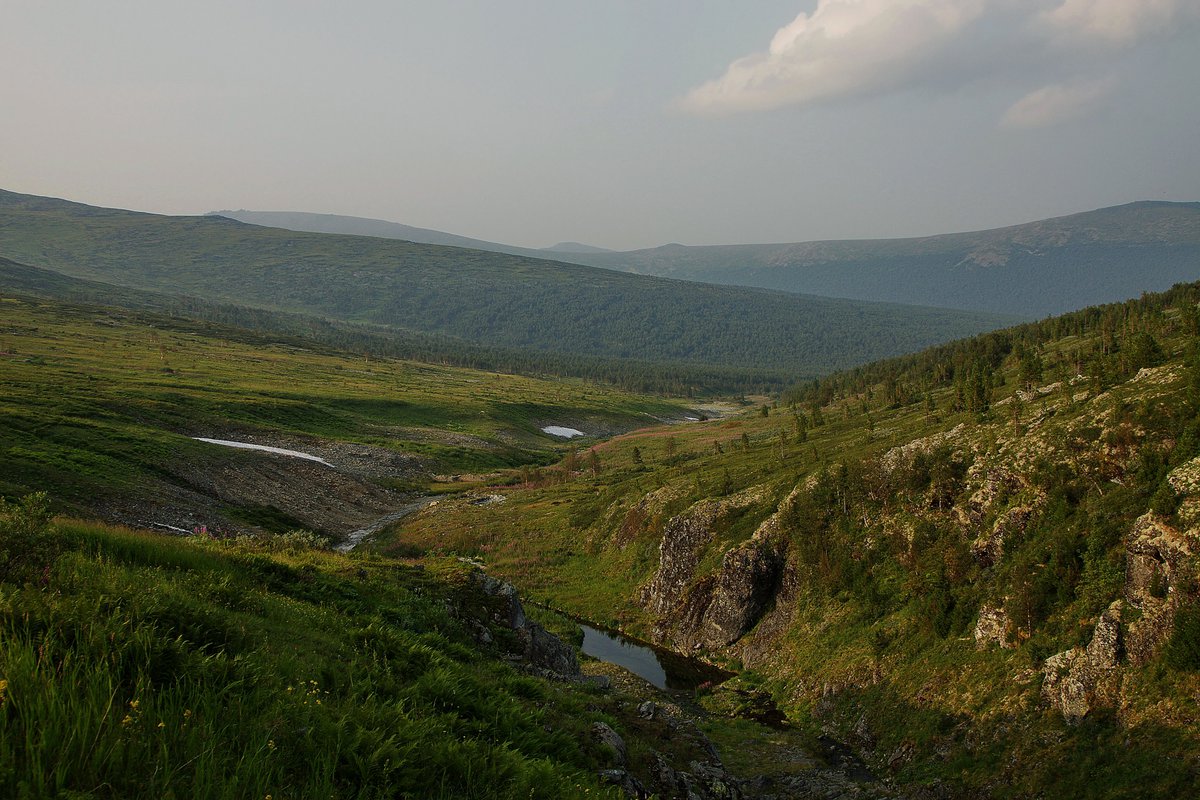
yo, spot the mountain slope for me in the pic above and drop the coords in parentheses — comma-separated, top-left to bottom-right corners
(214, 201, 1200, 318)
(393, 281, 1200, 797)
(214, 210, 612, 258)
(0, 189, 1012, 379)
(572, 201, 1200, 317)
(212, 208, 542, 257)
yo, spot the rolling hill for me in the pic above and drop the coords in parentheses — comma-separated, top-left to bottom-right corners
(0, 189, 1012, 381)
(214, 210, 612, 257)
(222, 201, 1200, 318)
(572, 201, 1200, 317)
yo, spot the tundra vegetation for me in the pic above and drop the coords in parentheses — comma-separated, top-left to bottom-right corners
(0, 189, 1015, 393)
(392, 282, 1200, 798)
(5, 269, 1200, 795)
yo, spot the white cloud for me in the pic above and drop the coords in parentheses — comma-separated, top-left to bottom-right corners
(679, 0, 1200, 123)
(679, 0, 986, 115)
(1001, 76, 1115, 128)
(1038, 0, 1199, 47)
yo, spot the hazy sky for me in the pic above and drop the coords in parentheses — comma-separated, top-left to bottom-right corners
(3, 1, 1198, 250)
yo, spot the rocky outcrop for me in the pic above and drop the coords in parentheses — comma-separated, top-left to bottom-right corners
(973, 602, 1013, 650)
(473, 572, 580, 677)
(1124, 512, 1197, 665)
(639, 488, 765, 616)
(970, 504, 1034, 568)
(640, 498, 726, 615)
(642, 487, 788, 652)
(698, 535, 787, 647)
(1041, 600, 1123, 723)
(652, 754, 743, 800)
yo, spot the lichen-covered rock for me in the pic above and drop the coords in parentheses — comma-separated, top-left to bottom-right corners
(697, 535, 786, 647)
(646, 487, 790, 652)
(639, 488, 765, 617)
(1041, 600, 1122, 723)
(973, 602, 1013, 650)
(473, 572, 579, 676)
(1124, 512, 1197, 665)
(592, 721, 629, 766)
(640, 499, 726, 616)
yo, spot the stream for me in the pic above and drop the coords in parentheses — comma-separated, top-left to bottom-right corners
(335, 496, 439, 553)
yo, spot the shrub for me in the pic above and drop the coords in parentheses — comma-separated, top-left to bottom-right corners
(1165, 602, 1200, 671)
(0, 492, 58, 583)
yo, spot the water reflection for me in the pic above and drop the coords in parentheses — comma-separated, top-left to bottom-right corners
(578, 623, 731, 691)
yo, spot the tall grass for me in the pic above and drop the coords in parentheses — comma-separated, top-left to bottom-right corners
(0, 516, 619, 799)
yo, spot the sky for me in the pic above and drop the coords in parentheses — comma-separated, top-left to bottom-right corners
(2, 1, 1198, 250)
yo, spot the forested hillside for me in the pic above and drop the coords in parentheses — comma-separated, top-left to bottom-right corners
(0, 257, 785, 394)
(218, 201, 1200, 319)
(0, 189, 1012, 378)
(393, 281, 1200, 798)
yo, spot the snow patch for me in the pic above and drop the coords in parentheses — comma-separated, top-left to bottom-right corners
(192, 437, 334, 467)
(541, 426, 586, 439)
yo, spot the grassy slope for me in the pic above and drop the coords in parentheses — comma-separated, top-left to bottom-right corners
(390, 284, 1200, 797)
(0, 292, 685, 523)
(0, 516, 632, 799)
(0, 189, 1013, 376)
(0, 256, 785, 395)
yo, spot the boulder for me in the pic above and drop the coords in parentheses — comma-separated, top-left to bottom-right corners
(973, 602, 1013, 650)
(1041, 600, 1122, 723)
(591, 721, 628, 766)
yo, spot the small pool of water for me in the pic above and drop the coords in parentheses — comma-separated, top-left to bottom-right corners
(578, 622, 732, 691)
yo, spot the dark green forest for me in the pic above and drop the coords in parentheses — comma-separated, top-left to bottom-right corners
(0, 189, 1012, 384)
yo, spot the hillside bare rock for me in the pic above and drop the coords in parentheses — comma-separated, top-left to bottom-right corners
(640, 499, 725, 616)
(639, 488, 764, 617)
(642, 487, 789, 651)
(473, 573, 580, 677)
(697, 534, 787, 648)
(973, 603, 1013, 650)
(1041, 600, 1123, 723)
(1124, 512, 1198, 665)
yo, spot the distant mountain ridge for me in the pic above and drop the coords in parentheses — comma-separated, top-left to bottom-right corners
(219, 201, 1200, 318)
(212, 210, 610, 259)
(0, 189, 1012, 383)
(210, 209, 545, 258)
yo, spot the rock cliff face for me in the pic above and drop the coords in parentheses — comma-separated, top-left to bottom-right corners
(640, 487, 788, 652)
(1124, 512, 1198, 666)
(473, 572, 580, 677)
(639, 497, 729, 617)
(1041, 600, 1123, 723)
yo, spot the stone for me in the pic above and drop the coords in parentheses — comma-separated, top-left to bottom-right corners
(1041, 600, 1122, 723)
(970, 504, 1034, 568)
(591, 721, 628, 767)
(697, 535, 786, 648)
(637, 700, 656, 719)
(1124, 512, 1197, 666)
(597, 769, 648, 799)
(472, 571, 580, 677)
(521, 623, 579, 676)
(973, 602, 1013, 650)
